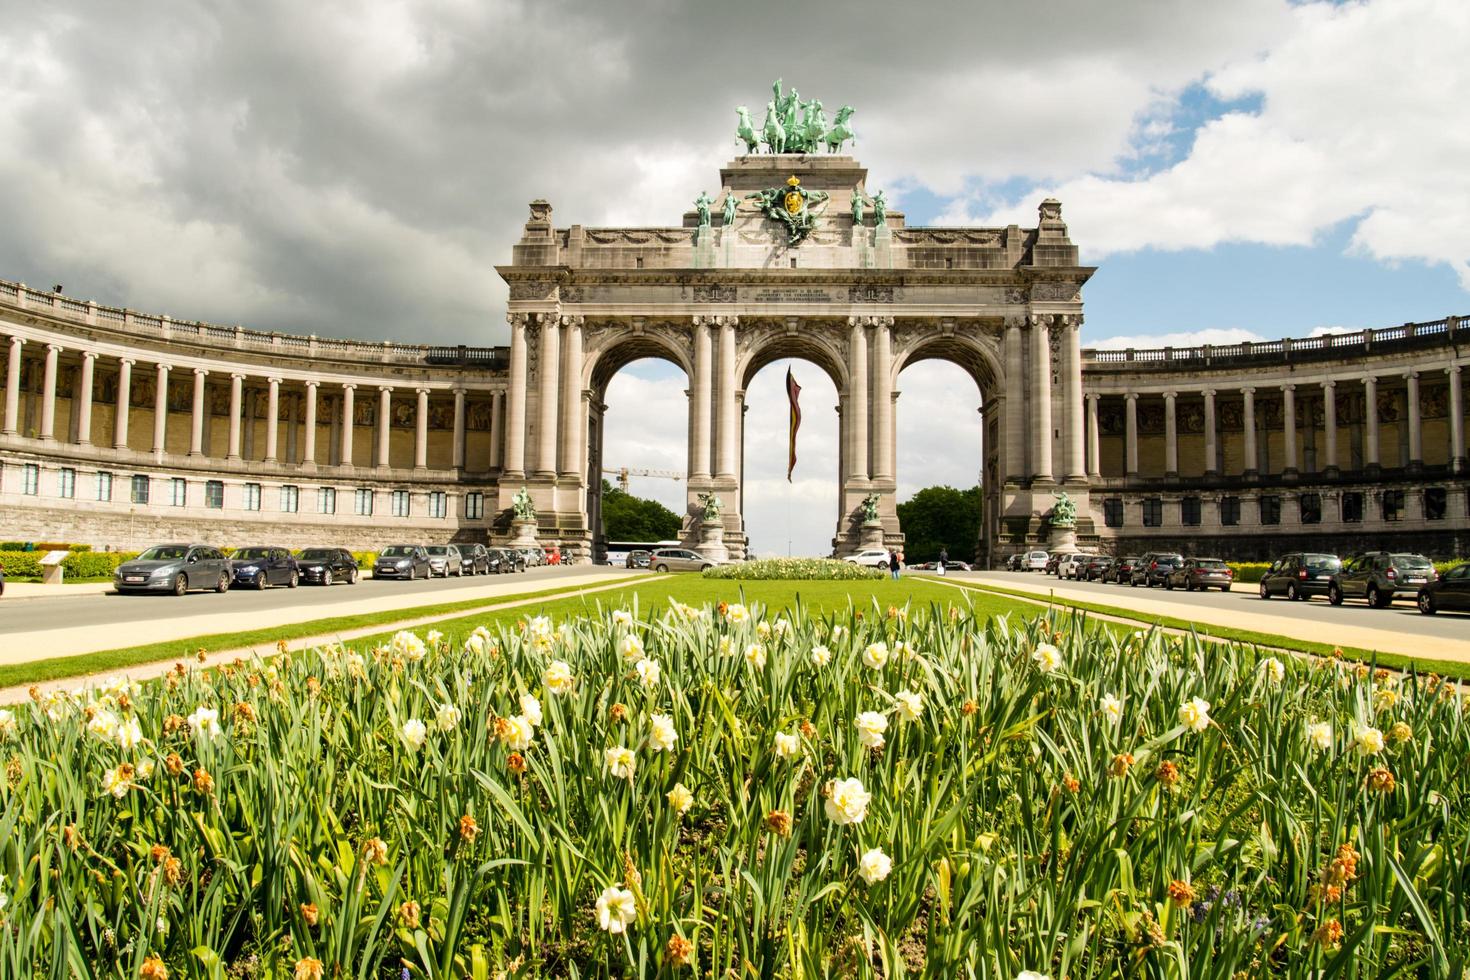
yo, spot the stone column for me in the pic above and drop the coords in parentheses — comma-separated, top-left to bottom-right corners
(415, 387, 430, 471)
(1282, 384, 1298, 477)
(504, 315, 528, 477)
(716, 318, 738, 478)
(847, 317, 869, 481)
(1449, 365, 1465, 474)
(1085, 393, 1101, 478)
(489, 390, 505, 471)
(149, 363, 170, 455)
(76, 351, 97, 445)
(1003, 317, 1024, 482)
(2, 336, 23, 435)
(560, 316, 584, 478)
(189, 368, 207, 455)
(452, 386, 467, 470)
(1363, 375, 1380, 471)
(537, 316, 560, 476)
(1124, 393, 1138, 478)
(262, 377, 280, 462)
(107, 357, 131, 450)
(39, 344, 60, 440)
(1063, 316, 1086, 481)
(1406, 371, 1422, 470)
(302, 382, 319, 466)
(1203, 389, 1218, 475)
(872, 319, 894, 481)
(225, 373, 244, 459)
(1322, 380, 1338, 475)
(1030, 315, 1053, 481)
(1242, 387, 1257, 477)
(340, 383, 356, 467)
(691, 318, 712, 478)
(1163, 390, 1178, 477)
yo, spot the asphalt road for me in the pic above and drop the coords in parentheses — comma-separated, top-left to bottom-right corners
(956, 570, 1470, 646)
(0, 565, 605, 635)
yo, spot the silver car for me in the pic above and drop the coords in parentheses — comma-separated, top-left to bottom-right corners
(648, 548, 718, 573)
(1022, 550, 1050, 572)
(425, 545, 464, 577)
(114, 543, 233, 596)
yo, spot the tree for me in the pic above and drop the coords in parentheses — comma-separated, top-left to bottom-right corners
(600, 480, 684, 541)
(896, 485, 982, 563)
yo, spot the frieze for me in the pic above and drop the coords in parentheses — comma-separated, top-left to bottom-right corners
(1030, 281, 1081, 302)
(508, 281, 556, 301)
(748, 287, 835, 304)
(585, 229, 693, 245)
(848, 285, 894, 303)
(692, 285, 737, 303)
(893, 230, 1002, 247)
(560, 286, 584, 303)
(467, 400, 492, 431)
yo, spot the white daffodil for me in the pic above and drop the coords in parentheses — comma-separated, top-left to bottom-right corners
(772, 618, 792, 638)
(1032, 643, 1063, 673)
(894, 690, 923, 722)
(649, 713, 678, 752)
(87, 709, 120, 742)
(1259, 658, 1286, 684)
(1178, 697, 1211, 733)
(810, 645, 832, 667)
(391, 631, 427, 662)
(830, 625, 848, 641)
(611, 609, 634, 627)
(618, 632, 645, 664)
(1017, 972, 1052, 980)
(0, 709, 16, 739)
(1307, 721, 1333, 751)
(500, 715, 535, 751)
(401, 719, 428, 751)
(101, 764, 133, 799)
(426, 629, 443, 648)
(595, 885, 637, 934)
(756, 621, 773, 641)
(724, 603, 750, 624)
(1355, 724, 1385, 755)
(718, 635, 736, 657)
(1099, 693, 1123, 724)
(824, 777, 871, 825)
(435, 703, 462, 733)
(605, 745, 637, 779)
(187, 706, 222, 740)
(855, 711, 889, 749)
(862, 642, 889, 670)
(744, 643, 767, 670)
(666, 782, 694, 815)
(116, 716, 145, 751)
(858, 847, 892, 884)
(545, 660, 575, 694)
(773, 731, 801, 758)
(635, 658, 661, 690)
(520, 693, 543, 727)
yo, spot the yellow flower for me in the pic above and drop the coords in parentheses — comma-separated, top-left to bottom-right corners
(545, 660, 575, 694)
(498, 715, 535, 751)
(1354, 725, 1385, 755)
(823, 777, 871, 825)
(862, 642, 889, 670)
(606, 745, 637, 779)
(666, 782, 694, 815)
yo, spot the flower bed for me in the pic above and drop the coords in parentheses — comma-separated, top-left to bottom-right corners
(704, 557, 885, 580)
(0, 601, 1455, 975)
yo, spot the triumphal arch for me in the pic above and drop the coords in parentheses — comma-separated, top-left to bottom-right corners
(496, 82, 1094, 561)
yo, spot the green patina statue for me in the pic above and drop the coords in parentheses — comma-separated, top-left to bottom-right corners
(851, 186, 866, 225)
(694, 190, 714, 228)
(735, 106, 759, 153)
(743, 82, 852, 154)
(872, 190, 887, 228)
(512, 486, 536, 522)
(1050, 492, 1077, 528)
(722, 191, 738, 226)
(860, 492, 881, 524)
(825, 105, 855, 153)
(745, 175, 829, 246)
(698, 491, 723, 522)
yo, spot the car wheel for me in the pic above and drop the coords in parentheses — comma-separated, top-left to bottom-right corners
(323, 569, 334, 587)
(1367, 585, 1381, 608)
(173, 574, 188, 597)
(347, 568, 358, 585)
(655, 563, 669, 573)
(288, 571, 298, 589)
(1287, 583, 1299, 601)
(1328, 584, 1343, 606)
(255, 573, 268, 591)
(1259, 581, 1270, 600)
(216, 572, 230, 594)
(1419, 591, 1437, 615)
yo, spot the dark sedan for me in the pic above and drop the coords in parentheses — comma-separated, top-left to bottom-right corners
(1132, 553, 1184, 587)
(1109, 556, 1142, 584)
(114, 543, 232, 595)
(490, 548, 527, 573)
(374, 545, 431, 580)
(230, 546, 299, 590)
(1080, 555, 1114, 581)
(1259, 552, 1340, 601)
(1166, 558, 1234, 592)
(463, 544, 493, 575)
(1419, 563, 1470, 615)
(295, 547, 360, 586)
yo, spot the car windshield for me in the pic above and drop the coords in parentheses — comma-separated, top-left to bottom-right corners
(232, 547, 271, 560)
(381, 546, 415, 558)
(299, 549, 334, 559)
(137, 546, 189, 561)
(1392, 555, 1432, 570)
(1195, 560, 1228, 569)
(426, 546, 449, 555)
(1159, 554, 1183, 562)
(1304, 554, 1341, 570)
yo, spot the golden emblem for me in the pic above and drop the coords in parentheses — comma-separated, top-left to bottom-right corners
(784, 191, 804, 215)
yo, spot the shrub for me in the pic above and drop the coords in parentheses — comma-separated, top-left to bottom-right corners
(704, 557, 885, 580)
(0, 550, 44, 577)
(62, 551, 138, 578)
(352, 551, 378, 569)
(1227, 562, 1271, 584)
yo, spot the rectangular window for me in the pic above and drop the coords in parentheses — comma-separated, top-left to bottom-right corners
(1299, 492, 1322, 525)
(354, 488, 374, 516)
(1181, 496, 1201, 527)
(1381, 489, 1404, 522)
(1425, 486, 1447, 520)
(96, 470, 113, 502)
(170, 478, 187, 507)
(1220, 496, 1241, 527)
(280, 484, 300, 513)
(392, 490, 411, 517)
(1260, 494, 1282, 525)
(318, 487, 337, 515)
(205, 480, 224, 509)
(243, 483, 262, 512)
(58, 467, 75, 499)
(1342, 491, 1364, 523)
(428, 491, 447, 519)
(130, 474, 150, 505)
(1141, 497, 1163, 527)
(22, 463, 39, 495)
(465, 491, 484, 521)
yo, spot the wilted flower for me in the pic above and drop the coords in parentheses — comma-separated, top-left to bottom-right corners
(401, 719, 428, 751)
(102, 764, 135, 799)
(1099, 693, 1123, 723)
(459, 815, 480, 843)
(191, 767, 214, 795)
(765, 809, 792, 837)
(666, 782, 694, 815)
(666, 933, 694, 968)
(894, 690, 923, 722)
(1365, 767, 1396, 794)
(1388, 721, 1413, 744)
(545, 660, 575, 694)
(1154, 761, 1182, 788)
(1109, 753, 1134, 778)
(858, 847, 892, 884)
(606, 746, 637, 779)
(1167, 879, 1196, 906)
(140, 955, 169, 980)
(1373, 688, 1398, 712)
(855, 711, 888, 749)
(1355, 725, 1385, 755)
(810, 645, 832, 667)
(294, 957, 325, 980)
(1032, 643, 1063, 673)
(824, 777, 871, 825)
(961, 700, 978, 716)
(862, 642, 889, 670)
(649, 714, 678, 752)
(1259, 658, 1286, 684)
(596, 885, 637, 933)
(1177, 697, 1211, 733)
(362, 837, 389, 865)
(744, 643, 767, 670)
(398, 899, 422, 929)
(507, 752, 526, 774)
(773, 731, 801, 758)
(1313, 918, 1344, 948)
(435, 703, 462, 733)
(1307, 722, 1333, 751)
(300, 903, 320, 926)
(635, 658, 661, 690)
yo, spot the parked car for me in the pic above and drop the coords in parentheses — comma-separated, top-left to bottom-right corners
(1081, 555, 1114, 581)
(1418, 563, 1470, 615)
(1328, 552, 1437, 608)
(1021, 550, 1050, 572)
(1109, 556, 1142, 584)
(1045, 554, 1062, 575)
(626, 549, 653, 570)
(648, 548, 718, 572)
(1258, 552, 1341, 601)
(1166, 558, 1234, 592)
(425, 545, 466, 577)
(229, 546, 299, 590)
(374, 545, 430, 580)
(847, 549, 892, 568)
(295, 547, 360, 586)
(488, 547, 526, 573)
(520, 547, 547, 568)
(1132, 552, 1184, 588)
(114, 543, 232, 596)
(1057, 553, 1091, 579)
(462, 544, 493, 575)
(1006, 553, 1025, 571)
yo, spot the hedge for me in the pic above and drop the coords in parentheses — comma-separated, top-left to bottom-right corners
(0, 542, 92, 552)
(0, 550, 140, 580)
(704, 557, 885, 581)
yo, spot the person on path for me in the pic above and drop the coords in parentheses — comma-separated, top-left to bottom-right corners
(888, 549, 900, 580)
(937, 546, 948, 576)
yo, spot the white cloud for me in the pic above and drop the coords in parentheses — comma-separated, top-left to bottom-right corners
(1088, 327, 1268, 350)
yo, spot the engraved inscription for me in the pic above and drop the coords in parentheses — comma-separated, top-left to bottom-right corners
(750, 287, 834, 303)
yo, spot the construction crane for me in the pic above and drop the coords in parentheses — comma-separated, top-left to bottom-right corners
(603, 466, 684, 493)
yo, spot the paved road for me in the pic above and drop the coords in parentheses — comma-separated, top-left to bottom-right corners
(954, 570, 1470, 649)
(0, 565, 625, 639)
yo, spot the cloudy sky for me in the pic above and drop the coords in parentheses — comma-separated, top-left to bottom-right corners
(2, 0, 1466, 554)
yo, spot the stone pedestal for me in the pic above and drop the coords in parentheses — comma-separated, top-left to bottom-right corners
(1046, 524, 1079, 554)
(858, 520, 886, 551)
(852, 225, 872, 268)
(509, 519, 539, 548)
(693, 226, 716, 269)
(697, 520, 729, 562)
(874, 224, 893, 269)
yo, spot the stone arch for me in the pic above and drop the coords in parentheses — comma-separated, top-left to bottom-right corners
(584, 323, 694, 393)
(736, 319, 849, 394)
(890, 329, 1003, 395)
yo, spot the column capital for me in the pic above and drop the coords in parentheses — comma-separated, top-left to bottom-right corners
(7, 336, 24, 348)
(230, 372, 245, 381)
(1164, 390, 1178, 400)
(193, 366, 208, 377)
(1085, 391, 1099, 403)
(304, 379, 320, 389)
(46, 343, 63, 353)
(1448, 364, 1462, 377)
(1125, 392, 1138, 402)
(416, 387, 431, 396)
(558, 314, 584, 327)
(267, 376, 282, 385)
(1404, 369, 1419, 381)
(378, 384, 394, 393)
(81, 350, 99, 361)
(1281, 382, 1295, 392)
(452, 384, 467, 395)
(1363, 374, 1378, 385)
(342, 382, 357, 391)
(1003, 314, 1026, 331)
(1240, 385, 1255, 395)
(1321, 378, 1336, 390)
(155, 362, 172, 373)
(1202, 387, 1216, 397)
(1028, 313, 1050, 329)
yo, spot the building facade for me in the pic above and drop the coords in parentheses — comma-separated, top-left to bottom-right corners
(1, 151, 1466, 561)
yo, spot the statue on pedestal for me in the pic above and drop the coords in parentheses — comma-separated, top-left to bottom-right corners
(698, 491, 723, 523)
(722, 191, 738, 226)
(860, 492, 881, 524)
(872, 190, 887, 229)
(512, 486, 536, 522)
(851, 187, 866, 225)
(694, 191, 714, 228)
(1050, 491, 1076, 528)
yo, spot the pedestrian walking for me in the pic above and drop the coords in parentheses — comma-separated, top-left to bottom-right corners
(889, 549, 900, 580)
(937, 546, 948, 576)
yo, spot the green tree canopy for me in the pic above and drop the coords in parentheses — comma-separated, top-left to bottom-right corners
(896, 485, 982, 563)
(600, 480, 684, 541)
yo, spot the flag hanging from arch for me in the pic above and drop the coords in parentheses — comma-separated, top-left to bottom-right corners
(786, 367, 802, 482)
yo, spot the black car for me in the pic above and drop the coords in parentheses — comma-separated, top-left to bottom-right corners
(626, 549, 652, 570)
(491, 547, 527, 573)
(1132, 552, 1183, 587)
(1080, 555, 1114, 581)
(115, 543, 233, 595)
(1110, 556, 1142, 584)
(1258, 552, 1340, 601)
(463, 544, 494, 575)
(1418, 563, 1470, 615)
(296, 547, 360, 586)
(229, 546, 299, 590)
(374, 545, 431, 580)
(1328, 552, 1437, 608)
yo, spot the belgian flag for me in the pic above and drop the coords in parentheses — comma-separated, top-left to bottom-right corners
(786, 367, 801, 482)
